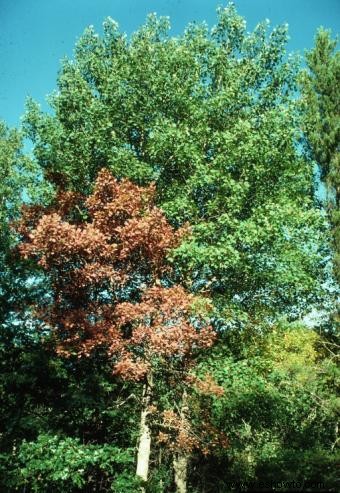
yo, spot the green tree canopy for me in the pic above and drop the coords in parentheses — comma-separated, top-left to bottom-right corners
(23, 4, 327, 323)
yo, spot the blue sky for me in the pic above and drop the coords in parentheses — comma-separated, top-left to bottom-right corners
(0, 0, 339, 127)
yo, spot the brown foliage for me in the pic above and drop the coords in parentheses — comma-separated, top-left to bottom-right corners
(17, 168, 224, 454)
(114, 286, 215, 363)
(156, 405, 228, 455)
(17, 169, 214, 374)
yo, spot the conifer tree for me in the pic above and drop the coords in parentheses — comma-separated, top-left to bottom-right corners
(300, 28, 339, 281)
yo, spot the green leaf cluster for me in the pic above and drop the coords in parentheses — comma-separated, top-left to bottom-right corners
(1, 434, 136, 492)
(191, 323, 339, 490)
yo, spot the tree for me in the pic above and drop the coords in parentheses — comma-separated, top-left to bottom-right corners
(300, 29, 339, 186)
(300, 28, 339, 285)
(23, 3, 326, 324)
(299, 28, 339, 339)
(0, 120, 49, 327)
(18, 168, 223, 491)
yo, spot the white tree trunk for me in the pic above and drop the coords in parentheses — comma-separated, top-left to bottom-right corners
(173, 389, 189, 493)
(136, 372, 153, 489)
(173, 452, 188, 493)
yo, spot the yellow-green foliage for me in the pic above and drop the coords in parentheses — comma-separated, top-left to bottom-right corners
(265, 326, 320, 384)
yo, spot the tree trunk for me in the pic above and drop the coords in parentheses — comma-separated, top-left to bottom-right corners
(173, 389, 189, 493)
(173, 452, 189, 493)
(136, 371, 153, 489)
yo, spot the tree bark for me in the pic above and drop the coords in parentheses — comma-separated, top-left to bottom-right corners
(173, 452, 189, 493)
(173, 389, 189, 493)
(136, 371, 153, 489)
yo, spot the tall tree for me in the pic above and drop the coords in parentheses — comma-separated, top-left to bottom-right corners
(23, 4, 327, 324)
(18, 168, 223, 491)
(300, 28, 340, 281)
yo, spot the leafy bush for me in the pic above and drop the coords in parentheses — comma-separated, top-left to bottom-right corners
(1, 434, 137, 492)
